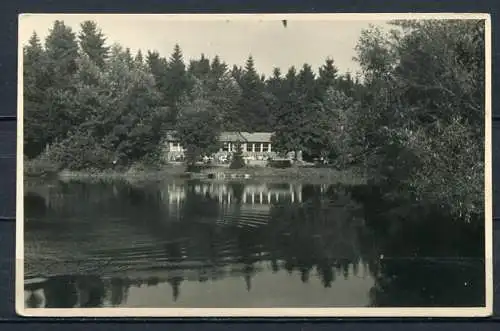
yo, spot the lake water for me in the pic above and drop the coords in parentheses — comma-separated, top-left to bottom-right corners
(23, 178, 485, 308)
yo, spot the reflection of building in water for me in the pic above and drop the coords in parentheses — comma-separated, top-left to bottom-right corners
(164, 183, 187, 205)
(162, 182, 303, 207)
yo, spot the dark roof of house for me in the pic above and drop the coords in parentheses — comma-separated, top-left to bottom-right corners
(165, 131, 274, 143)
(219, 132, 273, 143)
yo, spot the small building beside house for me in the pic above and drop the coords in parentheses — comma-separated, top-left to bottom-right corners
(162, 131, 279, 163)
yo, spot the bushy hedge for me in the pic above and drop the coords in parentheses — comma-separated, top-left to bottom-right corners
(24, 154, 60, 177)
(229, 144, 246, 169)
(44, 132, 115, 171)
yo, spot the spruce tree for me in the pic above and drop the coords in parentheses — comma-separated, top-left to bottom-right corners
(272, 64, 329, 161)
(146, 50, 169, 95)
(124, 47, 134, 68)
(78, 20, 109, 68)
(45, 20, 79, 86)
(145, 50, 171, 132)
(283, 66, 297, 94)
(24, 32, 44, 69)
(210, 55, 228, 83)
(236, 55, 271, 131)
(43, 20, 80, 146)
(231, 65, 244, 86)
(134, 49, 144, 66)
(188, 54, 210, 81)
(207, 56, 241, 132)
(271, 66, 302, 158)
(146, 50, 166, 81)
(317, 58, 338, 98)
(164, 44, 190, 125)
(297, 63, 317, 102)
(267, 68, 282, 91)
(24, 32, 49, 158)
(265, 67, 284, 129)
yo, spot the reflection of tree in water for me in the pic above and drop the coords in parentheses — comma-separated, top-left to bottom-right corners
(229, 181, 245, 203)
(76, 276, 106, 307)
(156, 181, 370, 294)
(26, 274, 177, 308)
(351, 184, 486, 307)
(368, 258, 485, 307)
(167, 276, 184, 301)
(181, 182, 220, 220)
(43, 276, 79, 308)
(25, 289, 45, 308)
(24, 191, 48, 218)
(269, 184, 367, 287)
(110, 277, 130, 306)
(233, 221, 259, 291)
(27, 275, 109, 308)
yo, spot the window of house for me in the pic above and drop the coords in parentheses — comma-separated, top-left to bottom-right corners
(262, 143, 270, 152)
(222, 142, 229, 152)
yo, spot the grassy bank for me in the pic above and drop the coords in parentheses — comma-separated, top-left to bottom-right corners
(24, 158, 186, 181)
(56, 166, 186, 181)
(24, 158, 366, 185)
(199, 166, 367, 185)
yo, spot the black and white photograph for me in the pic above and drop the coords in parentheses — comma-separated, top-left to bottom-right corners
(17, 13, 492, 317)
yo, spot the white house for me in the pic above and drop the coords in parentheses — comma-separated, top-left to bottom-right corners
(163, 131, 278, 162)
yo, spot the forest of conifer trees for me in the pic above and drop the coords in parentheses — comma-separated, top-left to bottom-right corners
(23, 19, 485, 221)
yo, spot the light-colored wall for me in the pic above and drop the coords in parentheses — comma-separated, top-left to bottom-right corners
(164, 139, 277, 162)
(219, 142, 272, 153)
(168, 142, 186, 152)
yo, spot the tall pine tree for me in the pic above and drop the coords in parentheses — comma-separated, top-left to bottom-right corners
(45, 20, 79, 87)
(236, 55, 271, 131)
(210, 55, 228, 83)
(24, 32, 50, 158)
(317, 58, 339, 99)
(43, 21, 80, 146)
(297, 63, 317, 102)
(78, 20, 109, 68)
(164, 44, 190, 125)
(188, 54, 211, 81)
(134, 49, 144, 66)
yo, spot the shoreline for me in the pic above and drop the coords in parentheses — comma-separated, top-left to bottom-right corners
(24, 163, 367, 185)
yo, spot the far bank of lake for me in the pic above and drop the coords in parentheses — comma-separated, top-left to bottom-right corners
(24, 160, 367, 186)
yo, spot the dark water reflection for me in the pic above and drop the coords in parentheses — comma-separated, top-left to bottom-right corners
(24, 179, 485, 308)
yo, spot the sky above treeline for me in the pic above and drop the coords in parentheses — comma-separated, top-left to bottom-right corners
(19, 14, 393, 76)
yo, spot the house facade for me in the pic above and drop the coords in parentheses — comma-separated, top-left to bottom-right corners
(163, 131, 279, 162)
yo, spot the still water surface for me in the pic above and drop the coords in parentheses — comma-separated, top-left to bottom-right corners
(23, 178, 485, 308)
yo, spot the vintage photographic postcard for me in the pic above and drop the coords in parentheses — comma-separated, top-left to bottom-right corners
(16, 13, 492, 317)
